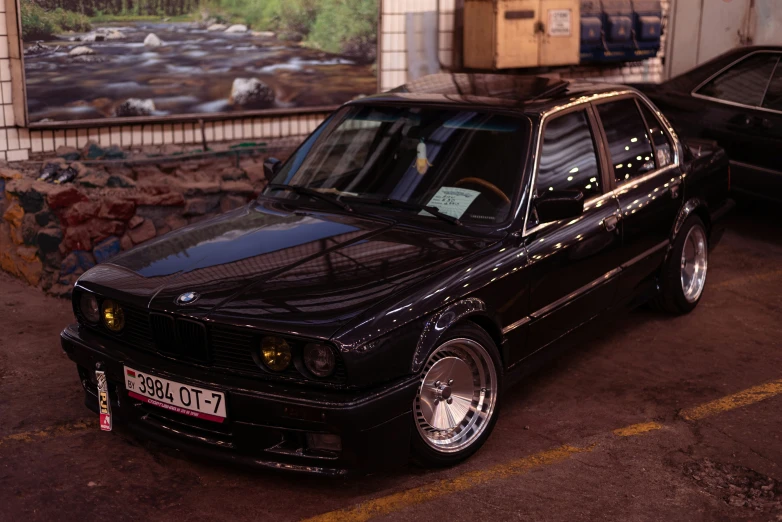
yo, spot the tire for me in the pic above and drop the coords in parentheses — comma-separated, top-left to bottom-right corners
(654, 215, 709, 314)
(410, 323, 502, 468)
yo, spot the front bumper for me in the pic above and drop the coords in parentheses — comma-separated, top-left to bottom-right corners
(61, 324, 418, 475)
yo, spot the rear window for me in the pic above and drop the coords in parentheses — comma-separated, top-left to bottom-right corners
(696, 53, 779, 107)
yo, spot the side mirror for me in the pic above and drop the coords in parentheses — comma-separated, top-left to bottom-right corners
(263, 157, 282, 179)
(534, 190, 584, 224)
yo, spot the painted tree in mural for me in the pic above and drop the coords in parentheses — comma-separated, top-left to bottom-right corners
(22, 0, 377, 50)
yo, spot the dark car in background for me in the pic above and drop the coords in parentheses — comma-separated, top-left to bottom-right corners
(61, 74, 731, 474)
(637, 46, 782, 201)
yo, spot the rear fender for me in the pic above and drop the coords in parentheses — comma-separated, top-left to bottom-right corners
(673, 197, 709, 238)
(665, 197, 710, 263)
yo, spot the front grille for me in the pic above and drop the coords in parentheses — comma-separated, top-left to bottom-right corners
(75, 292, 347, 385)
(150, 313, 177, 354)
(211, 326, 260, 374)
(150, 313, 210, 363)
(177, 319, 210, 362)
(122, 306, 156, 351)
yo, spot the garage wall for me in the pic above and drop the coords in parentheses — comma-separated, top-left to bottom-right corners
(0, 0, 671, 163)
(665, 0, 782, 79)
(380, 0, 670, 92)
(753, 0, 782, 47)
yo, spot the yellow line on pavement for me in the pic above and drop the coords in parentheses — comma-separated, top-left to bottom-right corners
(305, 378, 782, 522)
(0, 419, 93, 447)
(680, 379, 782, 421)
(613, 421, 662, 437)
(302, 444, 593, 522)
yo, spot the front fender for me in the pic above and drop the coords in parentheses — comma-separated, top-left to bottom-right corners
(411, 297, 501, 373)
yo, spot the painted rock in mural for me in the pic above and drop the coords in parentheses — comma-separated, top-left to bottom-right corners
(143, 33, 163, 47)
(225, 24, 248, 34)
(68, 46, 94, 57)
(114, 98, 156, 117)
(229, 78, 275, 109)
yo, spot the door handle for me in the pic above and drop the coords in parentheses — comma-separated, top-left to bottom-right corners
(602, 214, 619, 232)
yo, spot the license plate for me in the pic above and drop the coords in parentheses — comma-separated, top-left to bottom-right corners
(124, 366, 227, 423)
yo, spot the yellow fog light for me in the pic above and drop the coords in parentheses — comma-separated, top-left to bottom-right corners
(102, 300, 125, 332)
(260, 336, 291, 371)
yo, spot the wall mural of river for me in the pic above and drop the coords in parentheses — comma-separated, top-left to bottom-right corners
(22, 3, 378, 123)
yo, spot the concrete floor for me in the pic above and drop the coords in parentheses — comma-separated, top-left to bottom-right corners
(1, 202, 781, 522)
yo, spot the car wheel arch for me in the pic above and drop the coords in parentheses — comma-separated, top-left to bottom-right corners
(672, 197, 711, 242)
(410, 297, 503, 373)
(663, 197, 711, 268)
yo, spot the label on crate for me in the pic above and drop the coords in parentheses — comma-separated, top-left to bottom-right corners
(548, 9, 572, 37)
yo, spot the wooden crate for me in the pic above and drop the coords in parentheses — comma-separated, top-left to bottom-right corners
(464, 0, 580, 69)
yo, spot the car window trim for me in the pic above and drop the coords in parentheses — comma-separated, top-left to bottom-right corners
(761, 57, 781, 110)
(634, 98, 660, 169)
(636, 94, 682, 167)
(521, 89, 633, 238)
(586, 103, 614, 193)
(690, 50, 782, 115)
(590, 93, 681, 193)
(530, 105, 606, 216)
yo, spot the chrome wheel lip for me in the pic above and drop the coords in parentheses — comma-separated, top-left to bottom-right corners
(414, 338, 498, 454)
(681, 225, 708, 303)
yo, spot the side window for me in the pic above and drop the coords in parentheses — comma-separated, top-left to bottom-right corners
(697, 53, 779, 106)
(762, 62, 782, 111)
(638, 103, 674, 168)
(536, 110, 601, 198)
(596, 99, 655, 183)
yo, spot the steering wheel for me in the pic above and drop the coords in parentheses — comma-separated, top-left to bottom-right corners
(453, 177, 511, 205)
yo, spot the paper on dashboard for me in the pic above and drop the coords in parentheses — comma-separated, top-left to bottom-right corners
(421, 186, 480, 219)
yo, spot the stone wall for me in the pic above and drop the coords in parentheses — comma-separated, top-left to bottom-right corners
(0, 139, 296, 296)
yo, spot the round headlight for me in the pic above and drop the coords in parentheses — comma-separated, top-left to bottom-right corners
(260, 336, 291, 371)
(79, 293, 100, 324)
(102, 300, 125, 332)
(303, 343, 336, 378)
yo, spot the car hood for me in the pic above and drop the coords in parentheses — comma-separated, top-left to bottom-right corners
(77, 201, 489, 339)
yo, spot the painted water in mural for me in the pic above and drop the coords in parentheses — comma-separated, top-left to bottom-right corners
(21, 0, 377, 122)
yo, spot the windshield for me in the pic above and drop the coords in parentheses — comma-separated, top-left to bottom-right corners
(265, 104, 530, 227)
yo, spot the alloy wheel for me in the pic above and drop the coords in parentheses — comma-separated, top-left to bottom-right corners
(680, 225, 708, 303)
(414, 338, 498, 453)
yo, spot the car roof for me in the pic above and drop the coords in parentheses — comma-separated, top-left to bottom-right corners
(351, 73, 634, 115)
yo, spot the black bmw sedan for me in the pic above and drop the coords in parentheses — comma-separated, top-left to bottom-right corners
(61, 74, 731, 474)
(637, 45, 782, 201)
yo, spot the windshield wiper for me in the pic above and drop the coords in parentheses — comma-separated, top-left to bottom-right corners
(346, 197, 462, 226)
(267, 183, 353, 212)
